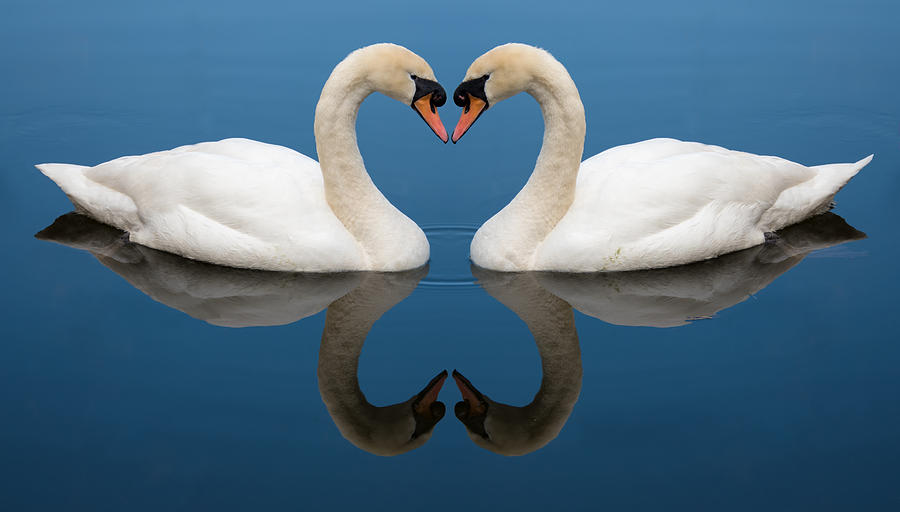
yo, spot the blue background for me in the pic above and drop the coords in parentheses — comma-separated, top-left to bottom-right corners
(2, 0, 899, 510)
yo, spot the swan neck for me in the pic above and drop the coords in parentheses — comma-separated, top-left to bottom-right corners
(522, 72, 586, 220)
(314, 61, 413, 267)
(482, 66, 586, 267)
(314, 69, 373, 195)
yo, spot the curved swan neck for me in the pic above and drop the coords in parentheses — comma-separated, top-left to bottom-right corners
(519, 59, 586, 232)
(480, 51, 586, 264)
(314, 59, 373, 199)
(526, 64, 586, 197)
(313, 52, 416, 267)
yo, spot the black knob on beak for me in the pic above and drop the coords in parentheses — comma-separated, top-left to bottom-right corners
(412, 76, 446, 107)
(431, 87, 446, 108)
(453, 87, 469, 108)
(453, 74, 490, 108)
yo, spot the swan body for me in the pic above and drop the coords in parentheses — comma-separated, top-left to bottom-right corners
(529, 139, 870, 272)
(453, 44, 872, 272)
(37, 44, 449, 272)
(38, 139, 371, 272)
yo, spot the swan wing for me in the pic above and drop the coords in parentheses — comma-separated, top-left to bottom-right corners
(536, 138, 863, 271)
(38, 138, 364, 271)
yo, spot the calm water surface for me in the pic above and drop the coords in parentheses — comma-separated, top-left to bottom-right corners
(2, 0, 900, 510)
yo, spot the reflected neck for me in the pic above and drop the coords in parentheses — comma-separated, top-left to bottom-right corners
(473, 271, 583, 455)
(494, 289, 583, 449)
(315, 271, 426, 456)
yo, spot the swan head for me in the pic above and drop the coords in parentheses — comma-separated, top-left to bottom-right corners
(363, 369, 449, 456)
(325, 369, 449, 457)
(337, 43, 449, 143)
(452, 370, 539, 456)
(451, 43, 567, 143)
(452, 369, 578, 456)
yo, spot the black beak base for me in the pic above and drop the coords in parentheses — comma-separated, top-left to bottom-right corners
(453, 75, 490, 110)
(412, 76, 447, 110)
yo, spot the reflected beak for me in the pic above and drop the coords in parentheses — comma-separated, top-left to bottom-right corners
(412, 93, 449, 143)
(451, 95, 488, 144)
(451, 369, 487, 416)
(412, 369, 448, 417)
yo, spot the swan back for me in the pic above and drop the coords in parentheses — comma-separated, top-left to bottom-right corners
(534, 139, 872, 272)
(40, 138, 366, 271)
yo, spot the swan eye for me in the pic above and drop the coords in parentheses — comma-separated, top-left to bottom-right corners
(410, 74, 418, 80)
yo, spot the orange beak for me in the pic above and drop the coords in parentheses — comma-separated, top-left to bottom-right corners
(412, 93, 449, 143)
(451, 95, 487, 143)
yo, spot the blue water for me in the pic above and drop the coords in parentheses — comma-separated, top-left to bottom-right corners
(3, 0, 900, 509)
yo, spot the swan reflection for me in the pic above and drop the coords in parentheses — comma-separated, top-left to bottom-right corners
(318, 269, 447, 456)
(37, 213, 445, 455)
(37, 212, 360, 327)
(536, 212, 865, 328)
(36, 211, 864, 456)
(457, 269, 582, 456)
(461, 212, 864, 455)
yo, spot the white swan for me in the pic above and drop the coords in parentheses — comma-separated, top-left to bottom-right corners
(36, 43, 449, 272)
(451, 43, 872, 272)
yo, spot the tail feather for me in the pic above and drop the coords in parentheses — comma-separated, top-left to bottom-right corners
(763, 154, 872, 231)
(36, 162, 139, 230)
(36, 163, 91, 209)
(36, 163, 89, 181)
(809, 154, 873, 214)
(812, 154, 873, 189)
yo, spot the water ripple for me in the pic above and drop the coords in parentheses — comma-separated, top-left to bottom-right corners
(418, 224, 481, 289)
